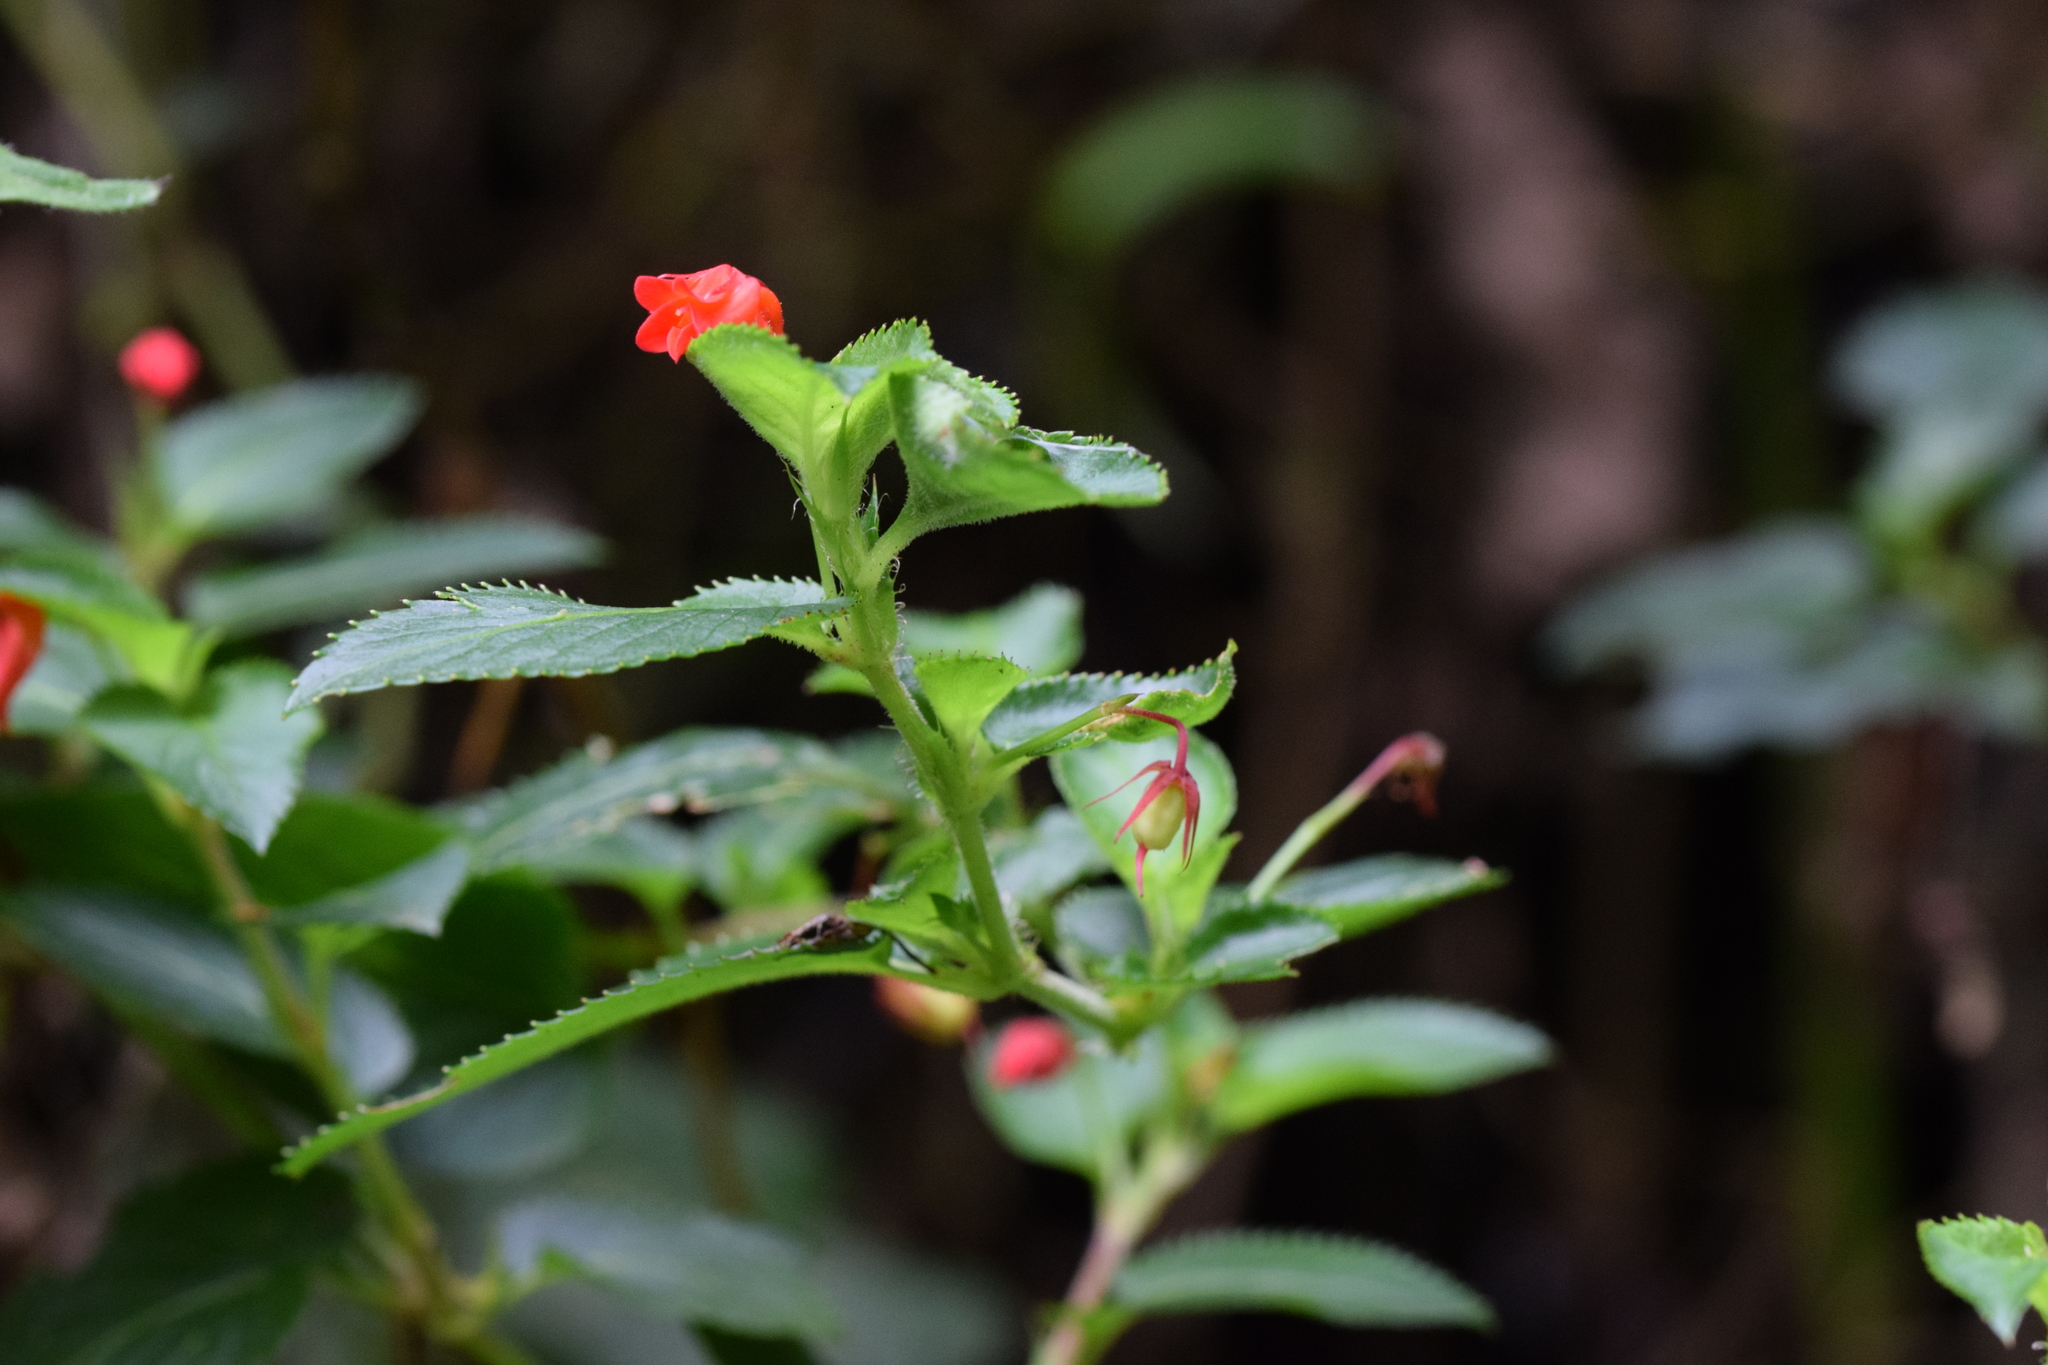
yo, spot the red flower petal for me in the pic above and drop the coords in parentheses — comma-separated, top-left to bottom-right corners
(0, 595, 47, 732)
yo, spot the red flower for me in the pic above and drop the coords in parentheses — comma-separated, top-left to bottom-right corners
(118, 327, 202, 404)
(0, 595, 47, 732)
(988, 1017, 1074, 1088)
(634, 265, 784, 361)
(1089, 707, 1202, 896)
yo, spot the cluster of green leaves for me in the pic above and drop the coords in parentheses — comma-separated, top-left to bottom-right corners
(1552, 280, 2048, 759)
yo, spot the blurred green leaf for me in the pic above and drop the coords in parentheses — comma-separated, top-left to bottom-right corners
(523, 816, 696, 910)
(0, 787, 212, 908)
(1211, 999, 1552, 1132)
(282, 932, 893, 1174)
(184, 515, 606, 636)
(154, 376, 422, 539)
(80, 660, 322, 851)
(348, 874, 583, 1058)
(905, 583, 1084, 675)
(1181, 903, 1334, 982)
(1041, 74, 1387, 259)
(271, 840, 470, 936)
(1, 885, 412, 1094)
(501, 1198, 839, 1339)
(1110, 1230, 1493, 1331)
(1264, 854, 1506, 939)
(697, 789, 880, 911)
(1974, 453, 2048, 561)
(0, 1156, 351, 1365)
(0, 489, 109, 552)
(7, 623, 115, 735)
(966, 1031, 1168, 1178)
(1918, 1216, 2048, 1346)
(988, 805, 1111, 909)
(0, 142, 162, 212)
(287, 579, 847, 709)
(235, 791, 451, 904)
(391, 1053, 600, 1179)
(1548, 519, 1870, 680)
(453, 728, 895, 875)
(985, 645, 1235, 755)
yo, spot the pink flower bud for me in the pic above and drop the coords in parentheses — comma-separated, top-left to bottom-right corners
(874, 977, 979, 1045)
(118, 327, 202, 404)
(987, 1017, 1074, 1089)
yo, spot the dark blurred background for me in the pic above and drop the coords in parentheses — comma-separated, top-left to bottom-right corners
(7, 0, 2048, 1361)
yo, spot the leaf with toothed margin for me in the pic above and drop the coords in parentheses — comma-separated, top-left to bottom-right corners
(982, 644, 1236, 754)
(448, 729, 901, 875)
(0, 143, 162, 212)
(276, 932, 896, 1175)
(285, 578, 848, 710)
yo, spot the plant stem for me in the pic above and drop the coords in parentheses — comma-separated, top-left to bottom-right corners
(1246, 735, 1439, 902)
(1032, 1134, 1206, 1365)
(187, 809, 480, 1349)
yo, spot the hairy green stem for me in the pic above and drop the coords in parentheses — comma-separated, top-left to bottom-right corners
(1247, 757, 1400, 903)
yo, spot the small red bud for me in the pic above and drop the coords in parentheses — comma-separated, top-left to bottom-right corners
(987, 1017, 1074, 1089)
(874, 977, 979, 1045)
(118, 327, 202, 404)
(0, 595, 47, 732)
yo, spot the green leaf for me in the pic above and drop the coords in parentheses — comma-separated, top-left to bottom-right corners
(1040, 74, 1387, 259)
(184, 515, 606, 636)
(1918, 1216, 2048, 1346)
(8, 623, 116, 735)
(154, 376, 423, 539)
(0, 547, 197, 693)
(1181, 903, 1336, 982)
(984, 645, 1235, 754)
(1264, 854, 1506, 939)
(1835, 280, 2048, 545)
(889, 366, 1167, 540)
(279, 932, 893, 1174)
(696, 789, 883, 911)
(522, 816, 696, 910)
(80, 661, 322, 851)
(904, 583, 1085, 675)
(966, 1031, 1169, 1178)
(686, 326, 853, 473)
(0, 142, 162, 212)
(914, 652, 1028, 744)
(452, 728, 895, 875)
(0, 886, 413, 1095)
(500, 1198, 839, 1339)
(0, 1156, 352, 1365)
(270, 840, 471, 936)
(1111, 1230, 1493, 1331)
(234, 791, 451, 905)
(3, 886, 280, 1054)
(1051, 726, 1238, 928)
(1211, 999, 1552, 1132)
(0, 787, 212, 908)
(988, 805, 1111, 908)
(286, 578, 847, 709)
(0, 489, 108, 553)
